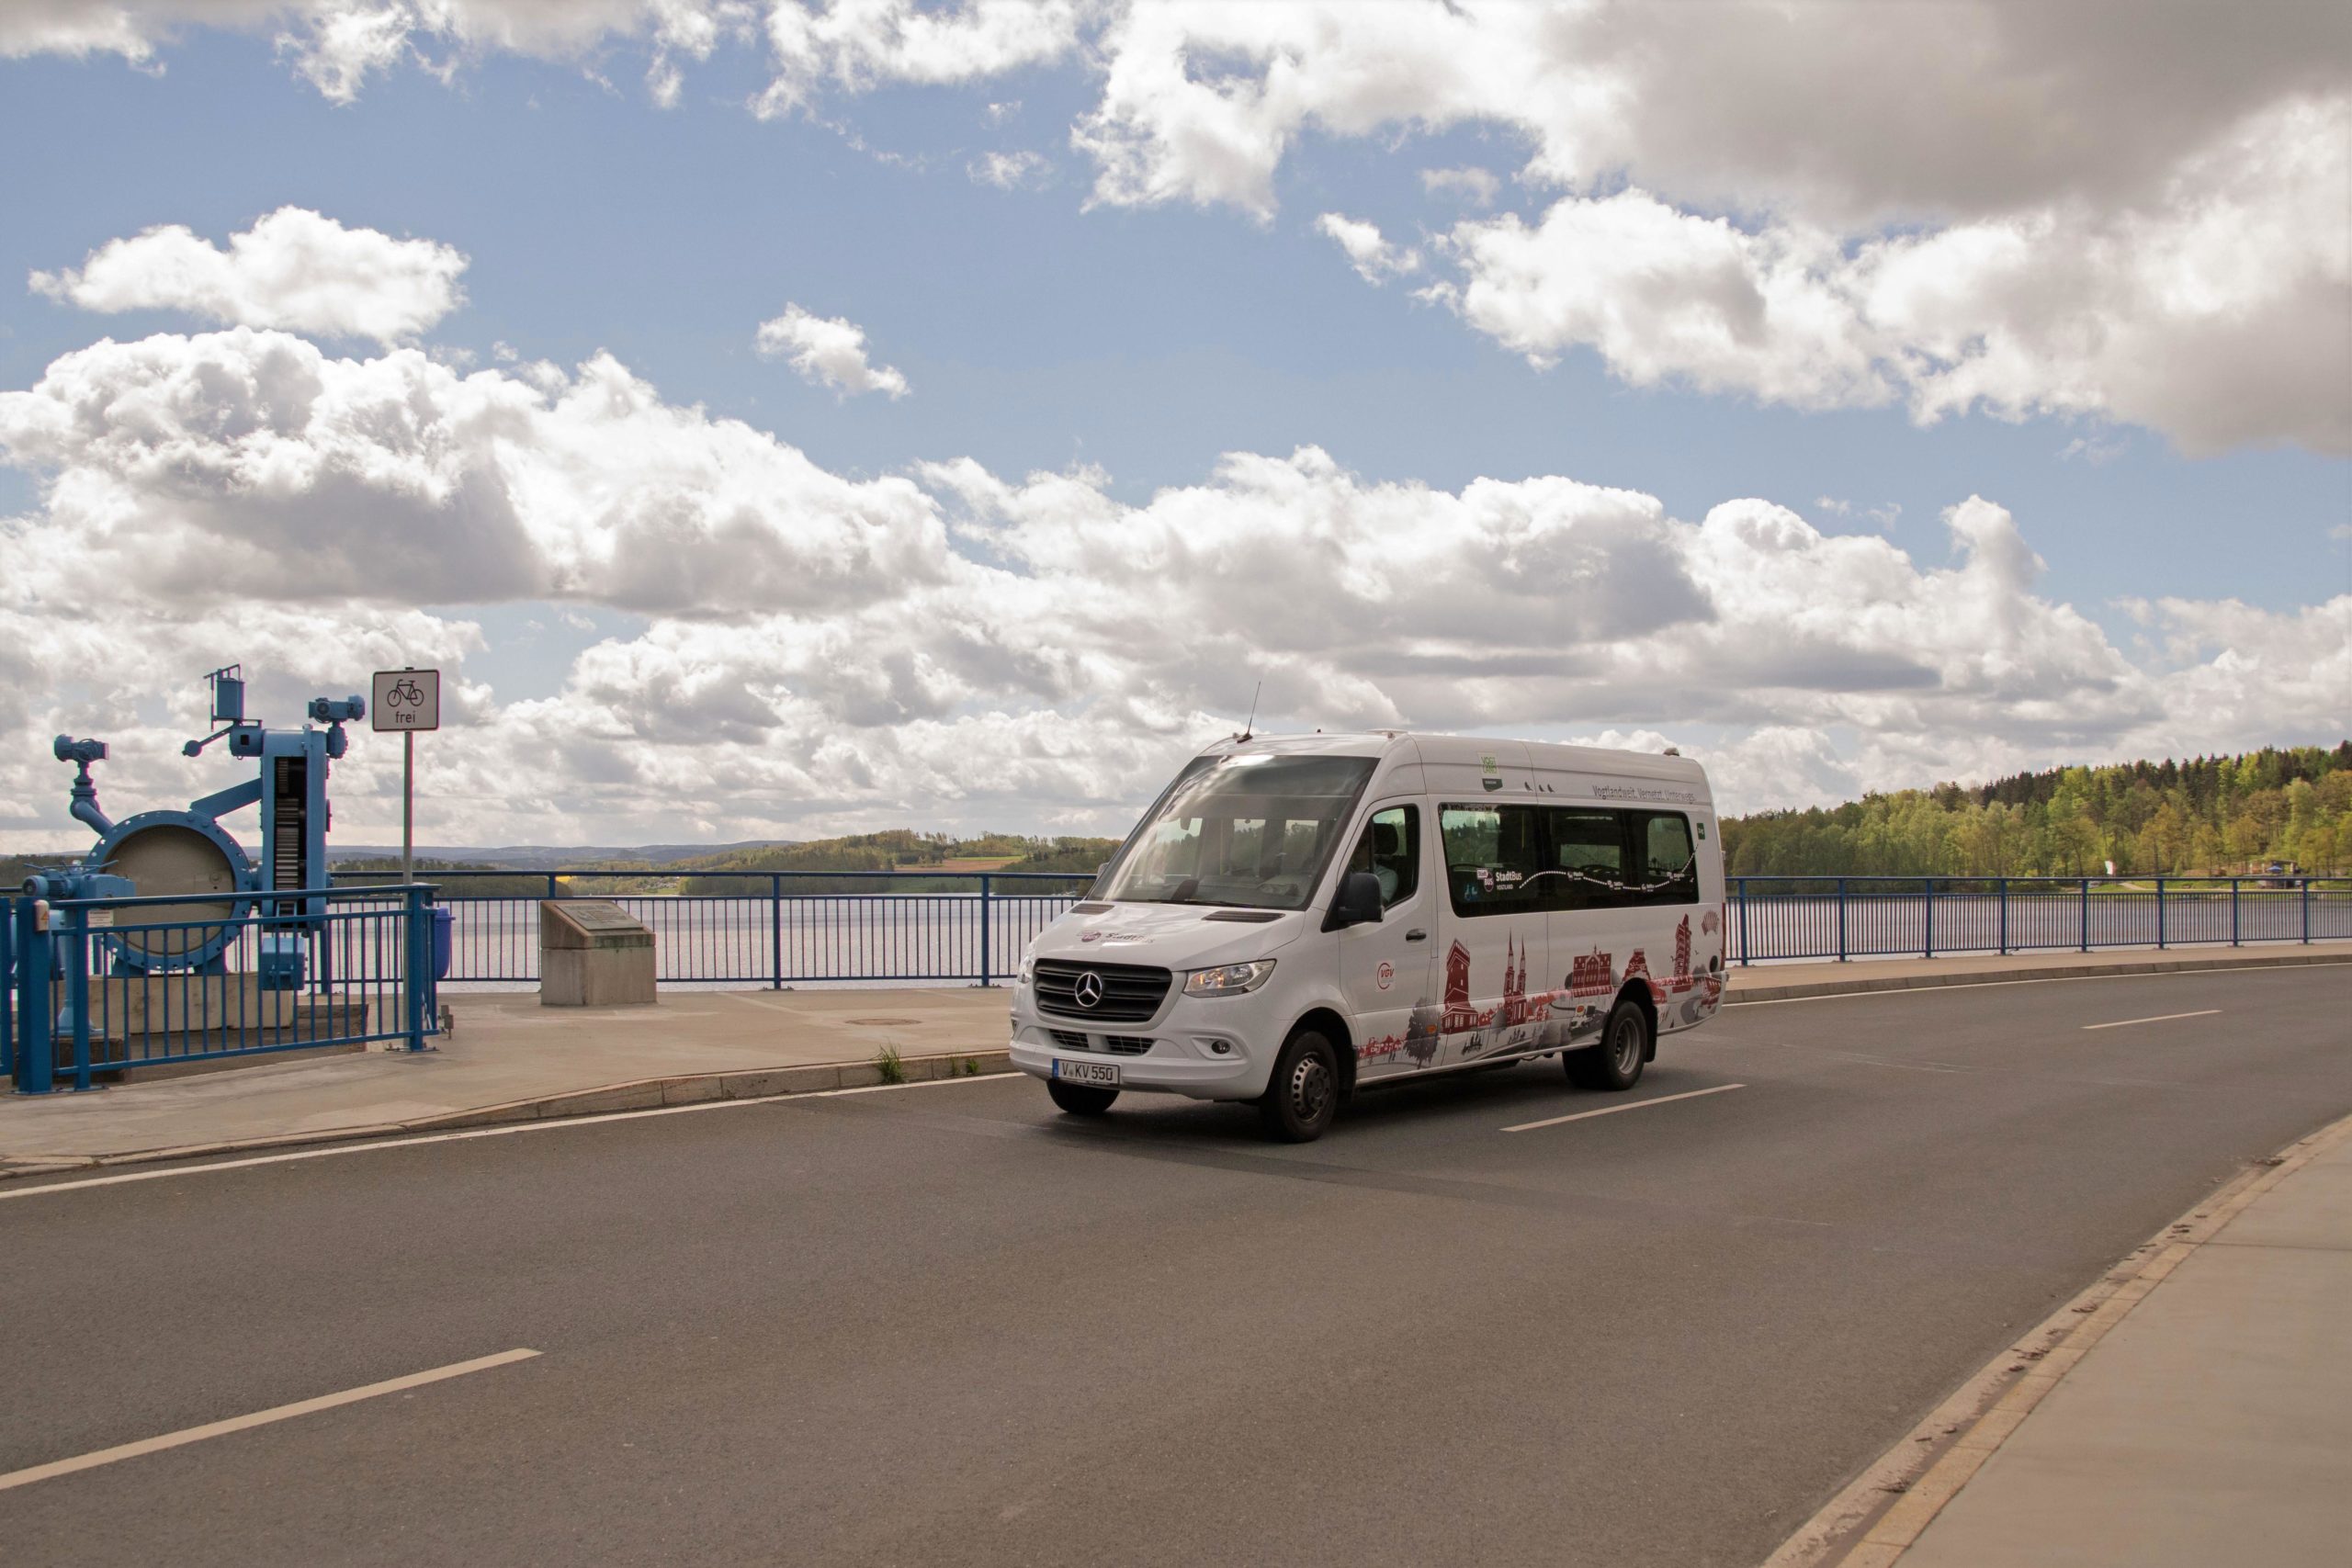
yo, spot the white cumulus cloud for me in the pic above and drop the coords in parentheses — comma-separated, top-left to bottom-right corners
(1315, 213, 1419, 285)
(1420, 166, 1499, 208)
(968, 149, 1050, 190)
(29, 207, 469, 345)
(1072, 2, 2352, 455)
(1424, 96, 2352, 453)
(10, 3, 2343, 451)
(756, 0, 1083, 118)
(0, 2, 753, 105)
(2, 318, 2343, 843)
(754, 304, 910, 400)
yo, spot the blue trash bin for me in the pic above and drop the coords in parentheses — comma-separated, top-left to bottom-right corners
(431, 904, 455, 980)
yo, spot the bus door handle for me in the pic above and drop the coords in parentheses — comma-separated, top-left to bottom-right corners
(1405, 928, 1428, 942)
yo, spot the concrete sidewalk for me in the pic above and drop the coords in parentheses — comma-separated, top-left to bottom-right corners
(0, 986, 1011, 1173)
(1856, 1111, 2352, 1567)
(2, 942, 2345, 1175)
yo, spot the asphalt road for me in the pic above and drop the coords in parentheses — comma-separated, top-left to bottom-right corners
(1, 964, 2346, 1567)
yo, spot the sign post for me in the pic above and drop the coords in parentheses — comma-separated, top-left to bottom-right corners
(371, 669, 441, 887)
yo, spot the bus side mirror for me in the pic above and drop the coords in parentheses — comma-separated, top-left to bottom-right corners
(1325, 870, 1385, 931)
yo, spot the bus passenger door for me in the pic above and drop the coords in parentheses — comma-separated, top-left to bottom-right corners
(1432, 803, 1551, 1068)
(1335, 803, 1436, 1082)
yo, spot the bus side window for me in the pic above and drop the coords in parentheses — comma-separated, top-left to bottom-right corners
(1346, 806, 1420, 909)
(1542, 808, 1628, 910)
(1636, 812, 1699, 905)
(1441, 805, 1543, 917)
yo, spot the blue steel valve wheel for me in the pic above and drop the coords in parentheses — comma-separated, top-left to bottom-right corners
(89, 812, 255, 971)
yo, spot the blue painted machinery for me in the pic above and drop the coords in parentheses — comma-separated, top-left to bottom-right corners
(50, 665, 365, 987)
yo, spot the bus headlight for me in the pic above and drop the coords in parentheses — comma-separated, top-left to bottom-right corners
(1183, 960, 1276, 997)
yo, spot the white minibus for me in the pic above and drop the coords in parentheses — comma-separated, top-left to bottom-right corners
(1008, 733, 1727, 1141)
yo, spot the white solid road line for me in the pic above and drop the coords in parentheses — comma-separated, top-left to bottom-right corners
(0, 1348, 540, 1494)
(0, 1073, 1023, 1203)
(1726, 958, 2350, 1007)
(1502, 1082, 1747, 1134)
(2080, 1009, 2224, 1031)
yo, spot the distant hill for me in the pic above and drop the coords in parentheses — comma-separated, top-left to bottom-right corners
(1724, 743, 2352, 878)
(662, 830, 1120, 893)
(329, 840, 794, 869)
(322, 830, 1122, 894)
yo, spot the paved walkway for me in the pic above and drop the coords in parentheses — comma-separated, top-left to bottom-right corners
(0, 986, 1007, 1169)
(1871, 1111, 2352, 1567)
(3, 942, 2345, 1171)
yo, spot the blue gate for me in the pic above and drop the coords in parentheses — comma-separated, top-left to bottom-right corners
(6, 885, 442, 1095)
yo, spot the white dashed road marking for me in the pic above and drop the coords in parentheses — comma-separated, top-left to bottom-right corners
(1502, 1082, 1747, 1134)
(2080, 1009, 2222, 1031)
(0, 1349, 541, 1493)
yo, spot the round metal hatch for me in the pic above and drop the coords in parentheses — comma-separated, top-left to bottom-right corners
(91, 812, 254, 969)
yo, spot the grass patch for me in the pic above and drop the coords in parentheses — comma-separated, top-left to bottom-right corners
(874, 1043, 906, 1085)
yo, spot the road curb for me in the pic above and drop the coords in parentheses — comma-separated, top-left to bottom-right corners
(1761, 1106, 2352, 1568)
(1724, 946, 2352, 1004)
(0, 1047, 1014, 1179)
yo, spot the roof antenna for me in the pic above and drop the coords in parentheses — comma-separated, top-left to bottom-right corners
(1238, 681, 1261, 742)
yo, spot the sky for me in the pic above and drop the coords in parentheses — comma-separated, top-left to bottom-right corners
(0, 0, 2346, 850)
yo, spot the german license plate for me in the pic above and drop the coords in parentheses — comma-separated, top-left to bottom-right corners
(1053, 1058, 1119, 1087)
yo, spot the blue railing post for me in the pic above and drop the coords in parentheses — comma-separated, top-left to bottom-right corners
(15, 899, 52, 1095)
(1, 898, 13, 1084)
(1736, 878, 1751, 965)
(63, 903, 93, 1093)
(2231, 877, 2241, 946)
(1836, 877, 1848, 962)
(1998, 877, 2008, 954)
(770, 874, 783, 989)
(2303, 876, 2312, 944)
(1924, 876, 1936, 959)
(2081, 876, 2091, 953)
(403, 885, 429, 1052)
(2155, 877, 2166, 949)
(978, 874, 993, 987)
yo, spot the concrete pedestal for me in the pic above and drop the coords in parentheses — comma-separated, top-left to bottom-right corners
(540, 900, 656, 1007)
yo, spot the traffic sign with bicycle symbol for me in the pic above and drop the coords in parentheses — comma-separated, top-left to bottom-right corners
(371, 669, 441, 731)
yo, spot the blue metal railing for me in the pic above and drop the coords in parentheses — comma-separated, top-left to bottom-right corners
(327, 868, 1096, 987)
(6, 885, 441, 1094)
(318, 867, 2351, 987)
(1725, 875, 2352, 964)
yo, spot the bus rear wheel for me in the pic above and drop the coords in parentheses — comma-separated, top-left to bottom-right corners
(1566, 998, 1649, 1091)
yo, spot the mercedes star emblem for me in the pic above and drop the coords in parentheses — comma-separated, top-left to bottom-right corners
(1073, 972, 1105, 1009)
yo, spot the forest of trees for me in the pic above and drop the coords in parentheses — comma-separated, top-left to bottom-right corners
(659, 830, 1119, 893)
(1723, 745, 2352, 878)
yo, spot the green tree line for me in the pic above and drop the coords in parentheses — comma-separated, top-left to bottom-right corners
(660, 830, 1118, 894)
(1724, 744, 2352, 878)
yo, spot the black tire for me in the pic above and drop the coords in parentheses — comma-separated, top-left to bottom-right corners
(1259, 1029, 1341, 1143)
(1046, 1079, 1118, 1116)
(1566, 997, 1650, 1091)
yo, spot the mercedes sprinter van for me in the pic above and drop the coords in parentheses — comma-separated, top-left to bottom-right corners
(1009, 733, 1726, 1141)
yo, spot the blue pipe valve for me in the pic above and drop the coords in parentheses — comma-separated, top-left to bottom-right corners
(52, 736, 113, 836)
(21, 872, 136, 902)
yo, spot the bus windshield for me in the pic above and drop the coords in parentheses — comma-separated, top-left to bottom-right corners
(1098, 753, 1379, 910)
